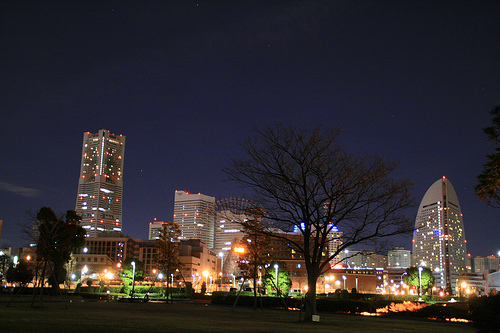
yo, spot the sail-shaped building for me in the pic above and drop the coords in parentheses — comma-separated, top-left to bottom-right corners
(412, 177, 467, 293)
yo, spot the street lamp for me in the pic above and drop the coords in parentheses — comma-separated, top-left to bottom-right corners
(460, 281, 467, 301)
(203, 270, 209, 291)
(274, 264, 279, 296)
(342, 275, 347, 290)
(218, 252, 224, 290)
(418, 266, 423, 298)
(131, 261, 136, 298)
(82, 265, 88, 284)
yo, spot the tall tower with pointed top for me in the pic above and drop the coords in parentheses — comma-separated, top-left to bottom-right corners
(75, 129, 125, 237)
(412, 177, 467, 293)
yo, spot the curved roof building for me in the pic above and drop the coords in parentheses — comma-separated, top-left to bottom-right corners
(412, 177, 467, 293)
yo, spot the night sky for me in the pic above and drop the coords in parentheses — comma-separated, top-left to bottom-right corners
(1, 1, 499, 259)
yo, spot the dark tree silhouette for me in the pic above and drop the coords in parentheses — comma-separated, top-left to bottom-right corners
(476, 105, 500, 207)
(35, 207, 85, 293)
(153, 222, 183, 303)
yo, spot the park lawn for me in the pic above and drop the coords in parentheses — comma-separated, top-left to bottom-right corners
(1, 295, 475, 333)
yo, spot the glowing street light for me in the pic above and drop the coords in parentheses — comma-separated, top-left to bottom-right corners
(274, 264, 279, 296)
(131, 261, 136, 298)
(460, 281, 467, 301)
(82, 265, 88, 284)
(203, 270, 209, 288)
(342, 275, 347, 290)
(418, 266, 423, 298)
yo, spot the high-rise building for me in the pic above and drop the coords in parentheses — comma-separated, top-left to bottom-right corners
(412, 177, 467, 293)
(75, 129, 125, 237)
(214, 197, 255, 255)
(149, 220, 168, 240)
(328, 224, 343, 266)
(474, 255, 500, 273)
(388, 247, 411, 268)
(173, 190, 216, 249)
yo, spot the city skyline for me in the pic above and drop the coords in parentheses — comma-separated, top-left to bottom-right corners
(0, 1, 498, 259)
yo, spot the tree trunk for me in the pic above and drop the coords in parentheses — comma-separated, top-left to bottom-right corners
(303, 275, 317, 322)
(253, 277, 258, 310)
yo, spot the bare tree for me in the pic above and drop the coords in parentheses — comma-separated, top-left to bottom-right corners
(224, 125, 414, 321)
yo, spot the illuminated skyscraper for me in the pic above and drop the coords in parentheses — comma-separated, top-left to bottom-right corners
(173, 190, 216, 249)
(412, 177, 467, 293)
(75, 129, 125, 237)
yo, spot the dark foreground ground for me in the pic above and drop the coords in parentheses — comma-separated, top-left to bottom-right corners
(0, 295, 475, 333)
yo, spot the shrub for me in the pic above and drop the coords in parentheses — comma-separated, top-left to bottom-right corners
(469, 295, 500, 333)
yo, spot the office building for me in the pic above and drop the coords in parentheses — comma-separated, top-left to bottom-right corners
(328, 224, 343, 266)
(214, 197, 254, 255)
(474, 255, 500, 273)
(173, 190, 216, 249)
(75, 129, 125, 237)
(412, 177, 467, 293)
(388, 247, 411, 268)
(149, 220, 169, 240)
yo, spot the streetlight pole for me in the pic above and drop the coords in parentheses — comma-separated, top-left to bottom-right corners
(418, 266, 423, 298)
(274, 264, 279, 296)
(131, 261, 136, 298)
(219, 252, 224, 291)
(342, 275, 347, 290)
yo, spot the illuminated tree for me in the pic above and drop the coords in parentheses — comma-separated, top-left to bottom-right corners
(476, 105, 500, 207)
(120, 258, 144, 295)
(224, 125, 414, 321)
(261, 261, 292, 296)
(404, 266, 435, 291)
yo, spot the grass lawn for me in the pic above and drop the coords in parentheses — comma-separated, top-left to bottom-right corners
(1, 295, 475, 332)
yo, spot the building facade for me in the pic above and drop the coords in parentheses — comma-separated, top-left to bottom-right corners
(412, 177, 467, 293)
(75, 129, 125, 237)
(149, 221, 169, 240)
(388, 247, 411, 269)
(474, 255, 500, 273)
(173, 190, 216, 249)
(328, 224, 343, 266)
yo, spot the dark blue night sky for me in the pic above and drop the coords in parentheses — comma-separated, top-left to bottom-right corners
(1, 1, 498, 258)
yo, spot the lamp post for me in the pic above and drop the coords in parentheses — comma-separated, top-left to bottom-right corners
(203, 270, 209, 292)
(460, 281, 467, 301)
(418, 266, 423, 298)
(274, 264, 279, 296)
(342, 275, 347, 290)
(219, 252, 224, 291)
(131, 261, 136, 298)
